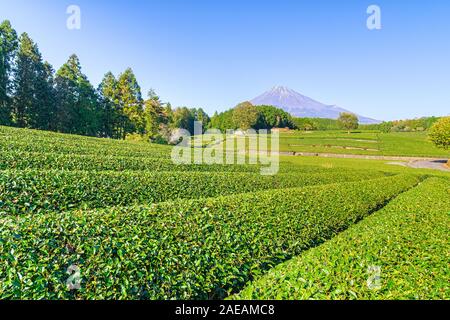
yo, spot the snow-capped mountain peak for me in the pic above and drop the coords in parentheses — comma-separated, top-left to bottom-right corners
(250, 86, 380, 124)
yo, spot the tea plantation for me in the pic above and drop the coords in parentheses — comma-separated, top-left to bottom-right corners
(0, 125, 449, 299)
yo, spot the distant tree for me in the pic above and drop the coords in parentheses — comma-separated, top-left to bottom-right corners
(55, 54, 101, 136)
(194, 108, 210, 129)
(310, 118, 340, 130)
(172, 107, 195, 134)
(210, 109, 235, 131)
(232, 101, 259, 130)
(98, 72, 121, 138)
(116, 68, 144, 136)
(209, 111, 219, 129)
(254, 105, 294, 129)
(365, 117, 442, 133)
(337, 112, 359, 133)
(12, 33, 55, 129)
(35, 62, 57, 131)
(292, 118, 318, 131)
(429, 116, 450, 150)
(379, 121, 393, 133)
(164, 102, 174, 125)
(422, 116, 440, 130)
(143, 89, 166, 139)
(0, 20, 18, 125)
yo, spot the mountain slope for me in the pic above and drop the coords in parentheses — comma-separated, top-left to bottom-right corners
(250, 86, 380, 124)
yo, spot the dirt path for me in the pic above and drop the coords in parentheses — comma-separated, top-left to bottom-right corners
(386, 159, 450, 172)
(287, 152, 449, 171)
(232, 146, 450, 172)
(258, 151, 449, 172)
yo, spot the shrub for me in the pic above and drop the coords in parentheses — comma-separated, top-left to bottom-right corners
(233, 178, 450, 300)
(429, 116, 450, 150)
(0, 169, 387, 215)
(0, 174, 419, 299)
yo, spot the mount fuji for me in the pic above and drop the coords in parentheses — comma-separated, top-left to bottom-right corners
(250, 86, 380, 124)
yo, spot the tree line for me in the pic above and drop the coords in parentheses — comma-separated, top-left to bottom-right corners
(209, 102, 295, 131)
(360, 117, 441, 133)
(0, 20, 209, 142)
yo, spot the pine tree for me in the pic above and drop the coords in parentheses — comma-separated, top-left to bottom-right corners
(98, 72, 121, 138)
(195, 108, 210, 130)
(55, 54, 101, 136)
(116, 68, 144, 137)
(164, 102, 174, 125)
(172, 107, 195, 134)
(12, 33, 54, 129)
(0, 20, 18, 125)
(36, 62, 56, 130)
(143, 89, 166, 138)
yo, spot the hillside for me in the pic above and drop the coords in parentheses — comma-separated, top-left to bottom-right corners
(0, 125, 449, 300)
(251, 86, 380, 124)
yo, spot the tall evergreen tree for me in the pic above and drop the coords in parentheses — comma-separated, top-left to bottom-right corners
(172, 107, 196, 134)
(55, 54, 101, 136)
(12, 33, 54, 129)
(36, 62, 56, 130)
(116, 68, 144, 137)
(143, 88, 166, 138)
(0, 20, 18, 125)
(195, 108, 210, 130)
(98, 72, 121, 138)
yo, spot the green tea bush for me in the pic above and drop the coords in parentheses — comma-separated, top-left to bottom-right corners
(233, 178, 450, 300)
(0, 169, 387, 215)
(428, 116, 450, 150)
(0, 150, 387, 175)
(0, 126, 172, 158)
(0, 136, 171, 159)
(0, 151, 265, 172)
(0, 175, 419, 299)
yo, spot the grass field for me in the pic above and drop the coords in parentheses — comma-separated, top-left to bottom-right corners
(0, 125, 449, 299)
(277, 131, 450, 158)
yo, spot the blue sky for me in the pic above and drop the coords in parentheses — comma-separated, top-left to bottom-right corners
(1, 0, 449, 120)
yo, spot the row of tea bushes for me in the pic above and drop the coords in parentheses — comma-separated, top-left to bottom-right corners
(0, 149, 390, 175)
(233, 178, 450, 300)
(0, 125, 172, 158)
(0, 175, 420, 299)
(0, 169, 389, 214)
(0, 140, 172, 159)
(0, 151, 266, 172)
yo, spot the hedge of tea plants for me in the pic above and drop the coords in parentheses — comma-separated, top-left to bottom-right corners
(0, 174, 420, 299)
(0, 149, 393, 175)
(233, 177, 450, 300)
(0, 169, 389, 215)
(0, 151, 269, 172)
(0, 126, 172, 158)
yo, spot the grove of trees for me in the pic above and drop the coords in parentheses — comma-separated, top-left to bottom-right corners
(361, 117, 441, 133)
(210, 103, 295, 132)
(3, 20, 445, 142)
(0, 20, 208, 143)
